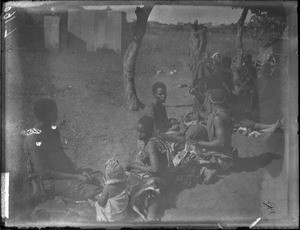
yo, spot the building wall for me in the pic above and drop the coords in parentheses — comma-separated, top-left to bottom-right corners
(94, 11, 107, 49)
(66, 9, 125, 52)
(44, 16, 60, 50)
(67, 9, 81, 39)
(106, 11, 126, 53)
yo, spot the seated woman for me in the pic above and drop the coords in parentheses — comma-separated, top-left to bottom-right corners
(185, 89, 235, 184)
(125, 116, 175, 221)
(16, 99, 102, 213)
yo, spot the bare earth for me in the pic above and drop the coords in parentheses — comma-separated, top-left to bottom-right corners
(5, 25, 288, 226)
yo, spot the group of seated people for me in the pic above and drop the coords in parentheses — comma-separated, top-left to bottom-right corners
(15, 74, 283, 222)
(189, 51, 259, 115)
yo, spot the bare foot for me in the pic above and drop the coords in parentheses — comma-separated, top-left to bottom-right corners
(203, 168, 217, 184)
(261, 119, 281, 133)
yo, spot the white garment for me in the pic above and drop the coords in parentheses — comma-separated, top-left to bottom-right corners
(95, 189, 129, 222)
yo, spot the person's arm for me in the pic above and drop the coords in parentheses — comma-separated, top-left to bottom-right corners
(95, 186, 109, 207)
(144, 103, 155, 118)
(197, 116, 228, 152)
(129, 141, 160, 174)
(159, 133, 185, 144)
(26, 137, 90, 182)
(162, 106, 171, 128)
(47, 170, 90, 182)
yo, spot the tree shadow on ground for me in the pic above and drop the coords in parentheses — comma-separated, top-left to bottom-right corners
(158, 152, 282, 219)
(224, 152, 282, 175)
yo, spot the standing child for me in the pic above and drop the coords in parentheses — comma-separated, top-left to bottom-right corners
(91, 158, 129, 222)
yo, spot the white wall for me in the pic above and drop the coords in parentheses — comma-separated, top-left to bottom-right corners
(66, 9, 125, 52)
(44, 16, 60, 50)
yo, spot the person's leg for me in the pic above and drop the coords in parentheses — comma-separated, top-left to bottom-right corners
(240, 119, 275, 131)
(52, 180, 102, 201)
(13, 192, 46, 213)
(253, 119, 283, 131)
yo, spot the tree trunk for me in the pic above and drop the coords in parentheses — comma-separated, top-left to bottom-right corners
(188, 21, 207, 72)
(123, 6, 153, 111)
(236, 8, 249, 68)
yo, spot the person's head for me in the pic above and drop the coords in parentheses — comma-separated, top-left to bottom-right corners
(104, 158, 126, 183)
(169, 118, 178, 125)
(33, 98, 58, 124)
(243, 54, 252, 65)
(221, 56, 232, 69)
(212, 52, 222, 66)
(152, 82, 167, 104)
(137, 116, 154, 141)
(208, 88, 226, 110)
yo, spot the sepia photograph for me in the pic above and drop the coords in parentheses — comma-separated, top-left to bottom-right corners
(1, 0, 298, 228)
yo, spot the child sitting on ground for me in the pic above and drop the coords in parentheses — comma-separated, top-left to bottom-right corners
(90, 158, 129, 222)
(165, 118, 181, 135)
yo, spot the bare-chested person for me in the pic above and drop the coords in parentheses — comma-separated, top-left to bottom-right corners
(14, 99, 102, 217)
(189, 88, 235, 183)
(144, 82, 171, 134)
(143, 82, 188, 145)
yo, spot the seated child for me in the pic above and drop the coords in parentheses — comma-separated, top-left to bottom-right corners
(165, 118, 181, 135)
(164, 118, 186, 155)
(91, 158, 129, 222)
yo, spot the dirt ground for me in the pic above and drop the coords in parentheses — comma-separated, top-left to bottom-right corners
(4, 14, 289, 226)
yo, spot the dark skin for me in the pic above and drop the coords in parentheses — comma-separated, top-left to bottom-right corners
(154, 87, 167, 105)
(31, 109, 92, 184)
(151, 87, 186, 143)
(126, 123, 160, 175)
(197, 105, 231, 152)
(126, 122, 163, 221)
(154, 87, 171, 132)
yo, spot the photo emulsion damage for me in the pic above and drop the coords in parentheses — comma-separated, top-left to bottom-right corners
(1, 1, 298, 228)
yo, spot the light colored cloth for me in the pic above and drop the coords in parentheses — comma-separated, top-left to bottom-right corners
(95, 189, 129, 222)
(104, 158, 126, 182)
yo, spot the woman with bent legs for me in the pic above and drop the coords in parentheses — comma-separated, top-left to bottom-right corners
(126, 116, 174, 221)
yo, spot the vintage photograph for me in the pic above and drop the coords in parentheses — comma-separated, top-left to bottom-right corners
(1, 0, 298, 228)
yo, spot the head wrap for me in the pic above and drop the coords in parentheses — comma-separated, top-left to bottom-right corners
(211, 52, 221, 60)
(104, 158, 126, 185)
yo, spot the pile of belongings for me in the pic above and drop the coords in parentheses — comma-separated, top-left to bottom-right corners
(234, 126, 262, 138)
